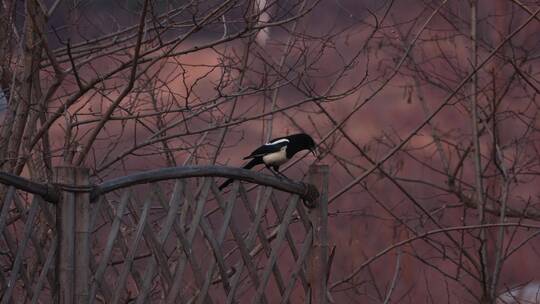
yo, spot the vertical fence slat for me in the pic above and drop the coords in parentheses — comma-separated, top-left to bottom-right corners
(31, 235, 57, 304)
(1, 196, 40, 304)
(0, 186, 15, 234)
(239, 186, 287, 297)
(135, 180, 184, 304)
(0, 216, 36, 297)
(165, 178, 212, 304)
(34, 192, 58, 297)
(53, 166, 91, 304)
(89, 191, 131, 304)
(270, 193, 309, 293)
(307, 165, 329, 304)
(280, 229, 313, 304)
(225, 184, 269, 304)
(55, 167, 76, 304)
(0, 186, 15, 292)
(137, 188, 175, 276)
(194, 181, 241, 303)
(10, 193, 54, 302)
(110, 195, 152, 304)
(195, 213, 231, 303)
(75, 168, 91, 304)
(242, 187, 273, 247)
(253, 194, 300, 304)
(104, 198, 145, 291)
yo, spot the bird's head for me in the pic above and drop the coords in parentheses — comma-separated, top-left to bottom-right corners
(287, 133, 317, 157)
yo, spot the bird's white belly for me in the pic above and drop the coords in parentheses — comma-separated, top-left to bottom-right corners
(262, 149, 288, 166)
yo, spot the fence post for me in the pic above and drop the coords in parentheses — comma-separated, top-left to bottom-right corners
(307, 164, 329, 304)
(54, 167, 90, 304)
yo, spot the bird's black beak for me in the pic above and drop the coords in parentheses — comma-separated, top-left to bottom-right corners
(311, 148, 318, 158)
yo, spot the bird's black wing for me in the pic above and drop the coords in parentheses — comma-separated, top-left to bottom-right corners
(243, 139, 289, 159)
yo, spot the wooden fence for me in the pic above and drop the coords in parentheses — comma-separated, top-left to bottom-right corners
(0, 165, 328, 303)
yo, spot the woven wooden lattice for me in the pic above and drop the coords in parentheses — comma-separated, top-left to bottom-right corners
(0, 175, 321, 303)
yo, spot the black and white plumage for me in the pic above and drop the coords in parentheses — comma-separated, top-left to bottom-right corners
(219, 133, 316, 190)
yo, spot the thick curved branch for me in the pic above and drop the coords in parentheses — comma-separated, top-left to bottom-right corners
(0, 172, 58, 203)
(93, 166, 318, 202)
(0, 165, 318, 205)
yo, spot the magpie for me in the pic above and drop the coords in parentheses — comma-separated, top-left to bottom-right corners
(219, 133, 317, 190)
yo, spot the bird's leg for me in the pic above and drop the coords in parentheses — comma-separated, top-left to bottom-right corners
(274, 166, 293, 182)
(265, 164, 282, 178)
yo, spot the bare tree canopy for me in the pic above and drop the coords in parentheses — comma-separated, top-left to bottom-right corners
(1, 0, 540, 302)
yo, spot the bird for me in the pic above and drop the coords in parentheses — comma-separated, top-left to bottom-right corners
(219, 133, 317, 190)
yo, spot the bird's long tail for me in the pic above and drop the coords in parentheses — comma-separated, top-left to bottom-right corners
(218, 158, 260, 190)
